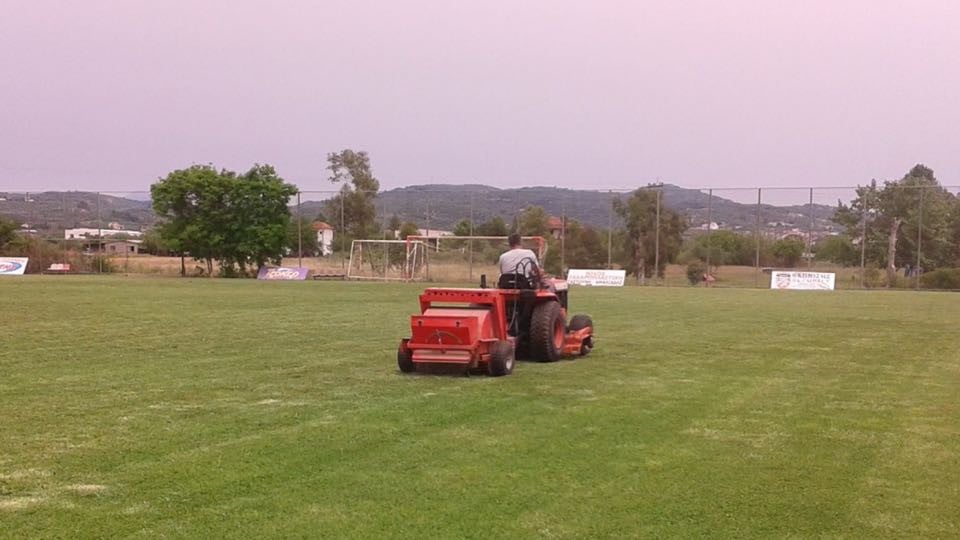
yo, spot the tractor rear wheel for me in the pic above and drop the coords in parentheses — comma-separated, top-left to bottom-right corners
(568, 314, 594, 356)
(488, 340, 514, 376)
(397, 343, 415, 373)
(530, 301, 564, 362)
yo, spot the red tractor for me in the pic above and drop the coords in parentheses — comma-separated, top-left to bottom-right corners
(397, 255, 595, 376)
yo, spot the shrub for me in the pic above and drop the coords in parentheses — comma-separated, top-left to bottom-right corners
(771, 237, 806, 267)
(862, 266, 885, 288)
(686, 261, 707, 286)
(920, 268, 960, 290)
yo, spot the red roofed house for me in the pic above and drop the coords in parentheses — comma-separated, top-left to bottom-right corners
(547, 216, 564, 239)
(312, 221, 335, 256)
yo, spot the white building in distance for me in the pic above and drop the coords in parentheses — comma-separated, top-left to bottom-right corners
(64, 228, 143, 240)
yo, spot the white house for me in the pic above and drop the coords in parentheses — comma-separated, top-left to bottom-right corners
(312, 221, 335, 256)
(416, 228, 454, 238)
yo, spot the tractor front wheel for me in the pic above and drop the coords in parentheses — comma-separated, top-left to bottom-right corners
(397, 342, 415, 373)
(488, 340, 515, 376)
(530, 301, 564, 362)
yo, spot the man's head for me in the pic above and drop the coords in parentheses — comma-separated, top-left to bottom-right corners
(508, 233, 522, 248)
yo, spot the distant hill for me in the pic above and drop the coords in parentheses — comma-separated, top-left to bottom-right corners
(300, 184, 837, 232)
(0, 191, 154, 231)
(1, 185, 838, 235)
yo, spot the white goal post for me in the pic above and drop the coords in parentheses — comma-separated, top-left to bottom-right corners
(346, 239, 427, 281)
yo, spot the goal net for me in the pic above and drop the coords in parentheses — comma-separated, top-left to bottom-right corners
(346, 239, 427, 281)
(405, 235, 547, 283)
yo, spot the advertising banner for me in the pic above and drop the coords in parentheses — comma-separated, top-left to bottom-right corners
(257, 266, 310, 281)
(566, 269, 626, 287)
(0, 257, 28, 276)
(770, 271, 835, 290)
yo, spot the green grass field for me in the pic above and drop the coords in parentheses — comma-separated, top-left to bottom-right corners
(1, 277, 957, 538)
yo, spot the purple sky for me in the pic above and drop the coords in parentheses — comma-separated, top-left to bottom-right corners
(2, 0, 959, 200)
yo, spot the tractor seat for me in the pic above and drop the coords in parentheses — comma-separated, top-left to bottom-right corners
(498, 273, 534, 290)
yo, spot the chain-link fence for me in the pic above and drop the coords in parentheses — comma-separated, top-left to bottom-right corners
(2, 184, 959, 290)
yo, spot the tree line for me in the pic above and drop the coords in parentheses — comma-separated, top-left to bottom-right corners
(4, 153, 958, 285)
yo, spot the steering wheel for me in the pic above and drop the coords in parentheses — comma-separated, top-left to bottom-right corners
(514, 257, 542, 288)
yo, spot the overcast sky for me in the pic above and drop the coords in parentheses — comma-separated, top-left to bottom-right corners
(2, 0, 958, 199)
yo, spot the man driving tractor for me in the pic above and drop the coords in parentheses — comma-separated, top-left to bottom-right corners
(498, 233, 556, 291)
(498, 233, 541, 278)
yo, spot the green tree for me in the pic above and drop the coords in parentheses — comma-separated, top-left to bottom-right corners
(325, 150, 380, 240)
(387, 214, 402, 238)
(682, 230, 754, 268)
(398, 222, 420, 240)
(834, 165, 955, 284)
(517, 206, 549, 237)
(0, 217, 18, 252)
(562, 220, 607, 270)
(614, 187, 687, 279)
(476, 217, 509, 237)
(452, 219, 473, 237)
(140, 228, 171, 256)
(151, 163, 297, 276)
(771, 237, 805, 267)
(814, 235, 858, 266)
(287, 216, 320, 257)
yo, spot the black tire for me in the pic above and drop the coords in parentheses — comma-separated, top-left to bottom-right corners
(488, 340, 515, 376)
(530, 301, 564, 362)
(568, 314, 594, 356)
(397, 344, 415, 373)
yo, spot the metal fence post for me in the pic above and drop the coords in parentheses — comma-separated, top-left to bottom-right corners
(916, 185, 924, 290)
(382, 196, 388, 281)
(561, 195, 567, 275)
(607, 191, 614, 269)
(860, 200, 868, 289)
(705, 188, 713, 273)
(754, 188, 761, 288)
(61, 191, 67, 255)
(97, 191, 103, 274)
(807, 187, 815, 268)
(468, 192, 474, 282)
(654, 188, 661, 282)
(297, 192, 303, 268)
(339, 194, 346, 270)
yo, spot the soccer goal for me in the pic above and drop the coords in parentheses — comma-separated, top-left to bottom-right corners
(346, 239, 427, 281)
(404, 235, 547, 282)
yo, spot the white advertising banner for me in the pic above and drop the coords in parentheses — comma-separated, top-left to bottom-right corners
(770, 271, 835, 290)
(0, 257, 29, 276)
(566, 269, 626, 287)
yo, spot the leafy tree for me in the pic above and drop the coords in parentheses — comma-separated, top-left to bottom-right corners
(398, 222, 420, 240)
(476, 217, 509, 237)
(771, 237, 805, 267)
(562, 220, 607, 270)
(220, 165, 297, 274)
(517, 206, 549, 237)
(682, 230, 754, 268)
(387, 214, 402, 237)
(140, 228, 171, 256)
(614, 188, 687, 279)
(814, 235, 858, 266)
(287, 216, 320, 257)
(325, 150, 380, 240)
(151, 164, 226, 274)
(452, 219, 473, 237)
(151, 163, 297, 276)
(0, 217, 18, 252)
(834, 164, 955, 284)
